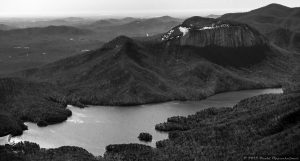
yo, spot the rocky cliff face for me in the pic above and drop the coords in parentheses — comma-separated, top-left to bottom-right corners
(161, 16, 267, 47)
(11, 16, 296, 107)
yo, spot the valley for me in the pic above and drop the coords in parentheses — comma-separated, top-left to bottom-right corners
(0, 3, 299, 161)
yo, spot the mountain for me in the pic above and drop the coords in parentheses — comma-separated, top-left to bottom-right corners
(86, 17, 138, 28)
(0, 24, 16, 30)
(221, 3, 300, 32)
(0, 26, 104, 75)
(0, 16, 183, 75)
(82, 16, 183, 41)
(161, 16, 267, 47)
(220, 3, 300, 51)
(205, 14, 221, 19)
(0, 25, 92, 36)
(265, 28, 300, 52)
(0, 17, 93, 28)
(13, 17, 297, 106)
(0, 77, 76, 136)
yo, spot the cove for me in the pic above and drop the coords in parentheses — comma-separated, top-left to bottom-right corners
(0, 88, 282, 155)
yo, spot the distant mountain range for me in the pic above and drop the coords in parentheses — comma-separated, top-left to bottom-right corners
(205, 14, 221, 19)
(82, 16, 183, 40)
(0, 16, 183, 74)
(0, 3, 299, 136)
(0, 3, 299, 160)
(14, 16, 296, 107)
(0, 25, 92, 36)
(0, 25, 103, 75)
(0, 24, 16, 30)
(0, 17, 93, 28)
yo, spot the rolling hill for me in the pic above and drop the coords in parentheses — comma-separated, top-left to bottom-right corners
(0, 24, 16, 30)
(0, 26, 104, 75)
(0, 16, 183, 75)
(82, 16, 183, 41)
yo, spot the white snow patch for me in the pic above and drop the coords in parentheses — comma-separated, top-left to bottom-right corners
(81, 49, 90, 52)
(179, 26, 189, 36)
(146, 33, 149, 37)
(162, 29, 174, 41)
(198, 24, 230, 30)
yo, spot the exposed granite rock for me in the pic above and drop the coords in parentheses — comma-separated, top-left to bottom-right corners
(161, 16, 267, 47)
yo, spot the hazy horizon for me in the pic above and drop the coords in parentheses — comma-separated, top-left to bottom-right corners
(0, 0, 299, 18)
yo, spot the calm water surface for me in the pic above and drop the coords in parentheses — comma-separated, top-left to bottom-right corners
(0, 88, 282, 155)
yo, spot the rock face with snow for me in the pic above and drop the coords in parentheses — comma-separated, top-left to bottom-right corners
(12, 16, 294, 107)
(161, 16, 267, 47)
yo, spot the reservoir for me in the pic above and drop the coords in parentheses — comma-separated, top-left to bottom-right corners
(0, 88, 282, 155)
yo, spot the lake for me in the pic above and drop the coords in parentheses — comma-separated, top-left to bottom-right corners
(0, 88, 282, 155)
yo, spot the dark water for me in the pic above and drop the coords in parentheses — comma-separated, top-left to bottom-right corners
(0, 88, 282, 155)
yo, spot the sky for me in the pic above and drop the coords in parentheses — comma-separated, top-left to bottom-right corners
(0, 0, 299, 18)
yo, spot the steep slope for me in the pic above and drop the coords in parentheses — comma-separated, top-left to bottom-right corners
(14, 17, 297, 106)
(220, 3, 300, 51)
(266, 28, 300, 52)
(161, 16, 267, 47)
(221, 3, 300, 32)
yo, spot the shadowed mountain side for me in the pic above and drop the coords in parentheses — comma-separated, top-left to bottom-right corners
(0, 110, 27, 137)
(0, 78, 79, 136)
(2, 17, 298, 134)
(266, 28, 300, 52)
(13, 33, 296, 106)
(220, 4, 300, 32)
(220, 4, 300, 51)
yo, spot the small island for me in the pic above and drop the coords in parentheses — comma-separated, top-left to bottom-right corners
(138, 132, 152, 142)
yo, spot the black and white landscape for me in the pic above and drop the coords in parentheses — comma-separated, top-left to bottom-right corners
(0, 0, 299, 161)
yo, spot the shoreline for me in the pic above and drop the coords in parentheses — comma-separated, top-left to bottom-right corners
(0, 87, 283, 139)
(0, 87, 284, 156)
(1, 90, 298, 160)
